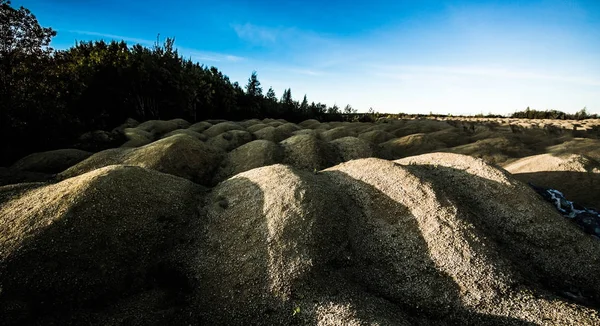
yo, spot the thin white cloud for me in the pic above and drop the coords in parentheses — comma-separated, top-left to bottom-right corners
(231, 23, 331, 48)
(67, 30, 156, 46)
(232, 23, 279, 44)
(179, 48, 245, 63)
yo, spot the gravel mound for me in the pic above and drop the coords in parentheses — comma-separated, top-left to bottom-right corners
(547, 138, 600, 161)
(110, 118, 140, 135)
(207, 130, 254, 152)
(246, 123, 269, 133)
(161, 128, 208, 141)
(198, 164, 353, 324)
(239, 119, 263, 128)
(193, 155, 600, 324)
(280, 134, 339, 170)
(379, 133, 447, 159)
(11, 149, 92, 174)
(77, 130, 122, 152)
(0, 165, 203, 325)
(168, 118, 191, 129)
(391, 119, 453, 137)
(253, 126, 291, 143)
(60, 134, 222, 185)
(136, 120, 180, 138)
(203, 121, 245, 137)
(213, 140, 283, 183)
(321, 126, 356, 141)
(357, 130, 396, 144)
(188, 121, 213, 133)
(121, 127, 154, 148)
(446, 136, 534, 165)
(298, 119, 320, 128)
(330, 137, 375, 161)
(505, 153, 600, 208)
(0, 168, 52, 187)
(276, 123, 301, 134)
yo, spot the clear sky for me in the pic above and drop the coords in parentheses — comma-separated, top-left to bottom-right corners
(14, 0, 600, 115)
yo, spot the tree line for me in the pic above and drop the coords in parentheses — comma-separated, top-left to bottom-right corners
(0, 0, 359, 165)
(510, 107, 596, 120)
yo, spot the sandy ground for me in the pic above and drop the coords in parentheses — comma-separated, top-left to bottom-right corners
(1, 117, 600, 325)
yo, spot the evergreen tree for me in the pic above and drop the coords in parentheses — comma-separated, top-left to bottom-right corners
(343, 104, 356, 114)
(245, 70, 262, 97)
(266, 87, 276, 101)
(300, 95, 308, 112)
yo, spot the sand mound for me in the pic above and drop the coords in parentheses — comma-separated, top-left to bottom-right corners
(357, 130, 396, 144)
(292, 129, 319, 137)
(330, 137, 375, 161)
(547, 138, 600, 161)
(77, 130, 122, 152)
(161, 128, 208, 141)
(213, 140, 284, 186)
(136, 120, 180, 138)
(193, 155, 600, 324)
(203, 121, 245, 137)
(364, 121, 404, 133)
(11, 149, 92, 174)
(198, 164, 354, 323)
(207, 130, 254, 152)
(110, 118, 140, 135)
(239, 119, 263, 128)
(0, 168, 52, 187)
(276, 122, 301, 134)
(315, 122, 333, 131)
(298, 119, 320, 128)
(60, 134, 222, 185)
(121, 127, 154, 148)
(379, 133, 448, 159)
(188, 121, 213, 133)
(392, 119, 453, 137)
(168, 118, 191, 129)
(0, 165, 203, 325)
(266, 121, 284, 127)
(253, 126, 291, 143)
(320, 126, 356, 141)
(280, 134, 339, 170)
(446, 136, 534, 165)
(505, 153, 600, 209)
(246, 123, 269, 133)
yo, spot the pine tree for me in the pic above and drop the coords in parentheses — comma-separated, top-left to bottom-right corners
(266, 87, 276, 102)
(300, 95, 308, 111)
(245, 70, 262, 97)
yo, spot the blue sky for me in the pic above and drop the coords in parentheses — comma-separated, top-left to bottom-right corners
(15, 0, 600, 115)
